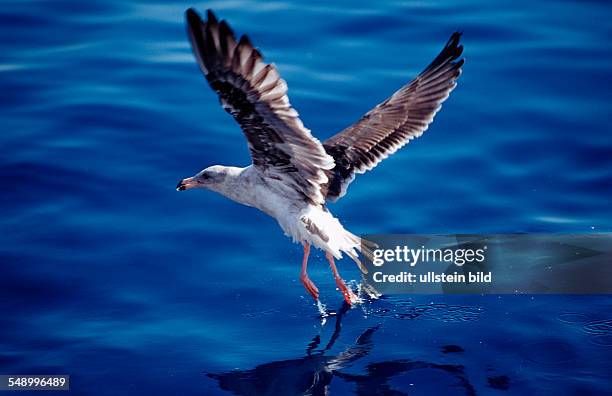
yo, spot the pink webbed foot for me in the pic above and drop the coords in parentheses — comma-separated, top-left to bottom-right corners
(335, 277, 357, 305)
(301, 273, 320, 301)
(326, 252, 357, 305)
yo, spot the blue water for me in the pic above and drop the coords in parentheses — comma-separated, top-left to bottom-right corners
(1, 0, 612, 394)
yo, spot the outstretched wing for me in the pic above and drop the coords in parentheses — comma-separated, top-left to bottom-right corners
(186, 9, 334, 205)
(322, 33, 464, 201)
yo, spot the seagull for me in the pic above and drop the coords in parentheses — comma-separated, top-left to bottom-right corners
(176, 8, 464, 305)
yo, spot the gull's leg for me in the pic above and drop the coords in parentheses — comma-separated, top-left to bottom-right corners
(326, 252, 357, 305)
(300, 243, 319, 301)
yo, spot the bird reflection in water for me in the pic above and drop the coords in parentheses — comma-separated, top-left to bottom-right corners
(208, 303, 378, 395)
(208, 302, 483, 395)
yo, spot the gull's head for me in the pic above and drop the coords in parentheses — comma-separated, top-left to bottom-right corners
(176, 165, 232, 191)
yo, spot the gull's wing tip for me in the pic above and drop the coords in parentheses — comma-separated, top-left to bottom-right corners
(185, 8, 218, 25)
(449, 31, 463, 44)
(185, 8, 203, 31)
(446, 32, 464, 60)
(185, 7, 199, 20)
(206, 9, 218, 24)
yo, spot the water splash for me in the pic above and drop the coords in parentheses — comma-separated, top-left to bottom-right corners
(316, 299, 329, 324)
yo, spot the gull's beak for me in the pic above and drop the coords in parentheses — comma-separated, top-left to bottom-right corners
(176, 177, 196, 191)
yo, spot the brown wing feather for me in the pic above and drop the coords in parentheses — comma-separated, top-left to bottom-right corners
(186, 9, 334, 205)
(323, 33, 464, 201)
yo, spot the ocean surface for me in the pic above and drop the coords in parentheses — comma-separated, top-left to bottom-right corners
(1, 0, 611, 394)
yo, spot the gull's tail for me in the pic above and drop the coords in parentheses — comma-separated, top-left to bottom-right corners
(343, 231, 377, 274)
(302, 206, 376, 274)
